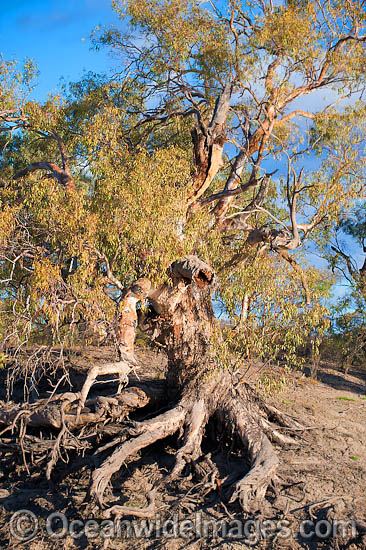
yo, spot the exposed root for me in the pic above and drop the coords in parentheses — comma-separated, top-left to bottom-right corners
(225, 394, 280, 513)
(76, 361, 131, 420)
(0, 384, 154, 432)
(46, 401, 70, 480)
(104, 489, 157, 519)
(168, 398, 207, 481)
(90, 383, 301, 518)
(91, 397, 211, 516)
(262, 402, 304, 431)
(0, 375, 303, 518)
(90, 405, 186, 507)
(260, 417, 299, 446)
(0, 379, 304, 518)
(229, 433, 279, 513)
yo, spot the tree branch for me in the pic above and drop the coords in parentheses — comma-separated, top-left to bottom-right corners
(12, 136, 75, 192)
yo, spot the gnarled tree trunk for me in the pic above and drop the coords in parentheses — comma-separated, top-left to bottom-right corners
(89, 256, 301, 514)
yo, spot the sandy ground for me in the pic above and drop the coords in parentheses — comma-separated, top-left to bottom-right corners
(0, 346, 365, 550)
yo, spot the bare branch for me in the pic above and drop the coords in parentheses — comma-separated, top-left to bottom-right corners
(96, 251, 124, 292)
(13, 140, 75, 193)
(331, 245, 358, 280)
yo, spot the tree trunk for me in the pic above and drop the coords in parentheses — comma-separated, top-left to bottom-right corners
(89, 256, 301, 513)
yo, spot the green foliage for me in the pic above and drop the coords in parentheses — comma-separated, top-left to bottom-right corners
(91, 144, 204, 285)
(337, 396, 356, 402)
(0, 353, 7, 369)
(217, 251, 332, 367)
(257, 371, 288, 396)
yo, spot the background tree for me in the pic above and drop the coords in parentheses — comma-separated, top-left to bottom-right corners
(329, 203, 366, 374)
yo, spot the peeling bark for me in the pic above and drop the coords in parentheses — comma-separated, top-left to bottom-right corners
(115, 277, 151, 362)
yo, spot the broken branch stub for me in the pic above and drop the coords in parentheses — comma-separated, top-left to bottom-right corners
(77, 277, 152, 415)
(168, 255, 218, 291)
(116, 277, 151, 362)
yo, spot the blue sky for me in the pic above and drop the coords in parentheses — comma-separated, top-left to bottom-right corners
(0, 0, 120, 100)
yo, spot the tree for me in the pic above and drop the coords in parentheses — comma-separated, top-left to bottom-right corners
(329, 203, 366, 373)
(0, 0, 365, 518)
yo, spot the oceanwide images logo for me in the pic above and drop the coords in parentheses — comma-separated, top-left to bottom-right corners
(9, 510, 357, 543)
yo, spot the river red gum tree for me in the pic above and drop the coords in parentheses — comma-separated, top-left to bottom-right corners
(0, 0, 365, 520)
